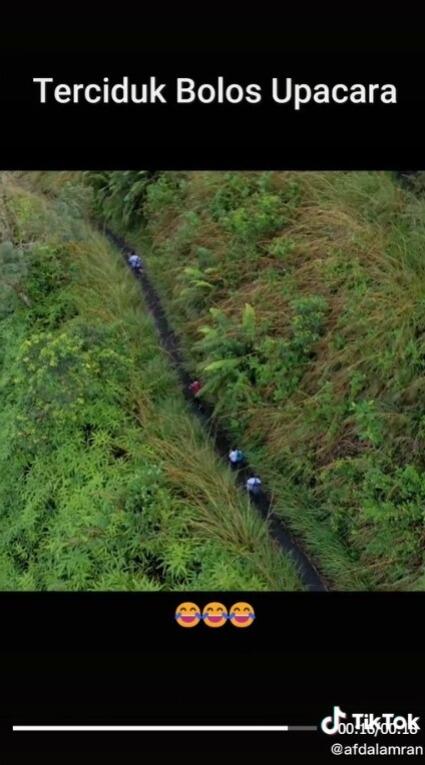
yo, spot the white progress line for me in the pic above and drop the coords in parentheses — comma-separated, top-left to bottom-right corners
(13, 725, 291, 733)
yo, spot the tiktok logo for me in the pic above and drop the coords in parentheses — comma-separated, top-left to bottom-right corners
(320, 706, 421, 736)
(321, 706, 347, 735)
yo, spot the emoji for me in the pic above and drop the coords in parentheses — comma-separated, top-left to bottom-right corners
(228, 602, 255, 628)
(202, 602, 228, 628)
(175, 602, 201, 628)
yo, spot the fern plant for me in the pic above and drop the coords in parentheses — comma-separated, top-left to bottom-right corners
(196, 296, 328, 416)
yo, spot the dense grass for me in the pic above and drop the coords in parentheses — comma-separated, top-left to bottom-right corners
(78, 170, 425, 590)
(0, 173, 302, 590)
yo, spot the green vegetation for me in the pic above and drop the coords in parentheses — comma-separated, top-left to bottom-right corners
(0, 173, 301, 591)
(79, 170, 425, 591)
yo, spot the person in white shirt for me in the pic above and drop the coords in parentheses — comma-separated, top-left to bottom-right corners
(246, 475, 262, 495)
(228, 448, 245, 470)
(128, 253, 143, 272)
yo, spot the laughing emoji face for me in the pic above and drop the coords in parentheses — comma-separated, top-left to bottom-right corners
(229, 602, 255, 628)
(175, 602, 201, 628)
(202, 602, 228, 628)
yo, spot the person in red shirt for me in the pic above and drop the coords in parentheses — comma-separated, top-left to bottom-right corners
(188, 379, 202, 395)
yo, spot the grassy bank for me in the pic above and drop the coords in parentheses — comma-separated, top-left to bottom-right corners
(76, 170, 425, 590)
(0, 173, 302, 590)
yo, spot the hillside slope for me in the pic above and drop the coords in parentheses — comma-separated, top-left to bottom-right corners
(0, 173, 301, 590)
(80, 170, 425, 590)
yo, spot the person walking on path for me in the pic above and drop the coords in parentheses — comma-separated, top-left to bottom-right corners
(128, 252, 143, 273)
(188, 379, 202, 396)
(228, 448, 245, 471)
(246, 475, 262, 496)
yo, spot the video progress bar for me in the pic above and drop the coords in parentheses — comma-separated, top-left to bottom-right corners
(13, 725, 318, 733)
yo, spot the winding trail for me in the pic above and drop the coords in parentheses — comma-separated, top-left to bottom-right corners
(105, 227, 328, 592)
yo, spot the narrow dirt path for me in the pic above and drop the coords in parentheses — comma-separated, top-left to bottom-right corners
(104, 227, 329, 592)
